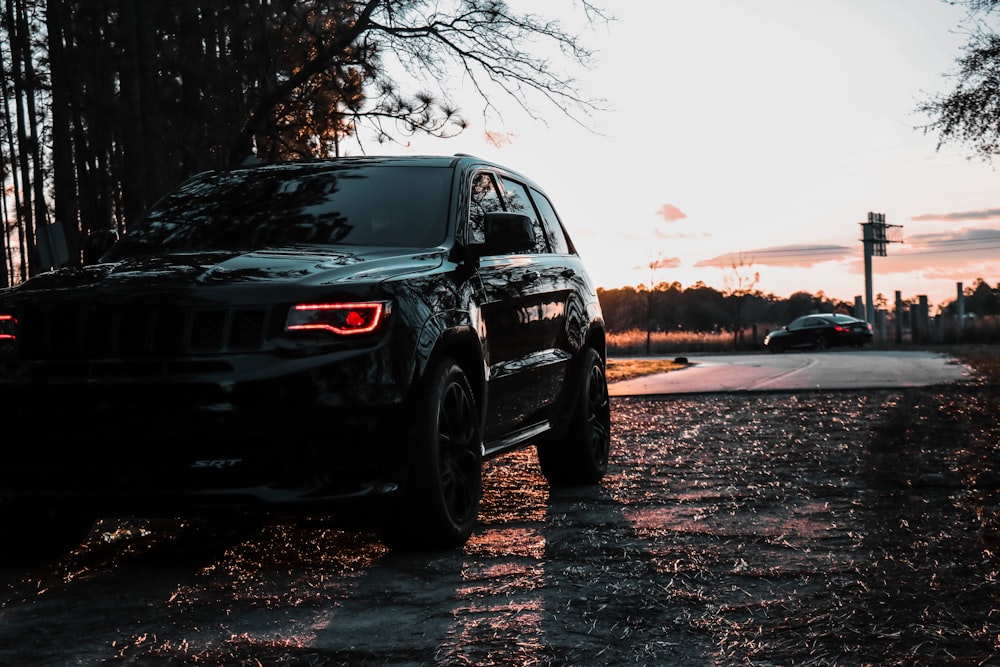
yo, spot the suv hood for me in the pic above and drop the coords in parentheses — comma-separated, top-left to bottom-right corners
(8, 246, 446, 295)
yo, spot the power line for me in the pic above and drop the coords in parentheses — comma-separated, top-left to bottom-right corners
(722, 234, 1000, 263)
(888, 242, 1000, 258)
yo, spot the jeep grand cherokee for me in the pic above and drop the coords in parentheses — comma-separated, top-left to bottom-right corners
(0, 154, 610, 554)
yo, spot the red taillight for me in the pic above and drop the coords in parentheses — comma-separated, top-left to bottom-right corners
(834, 325, 848, 333)
(285, 301, 390, 336)
(0, 313, 17, 341)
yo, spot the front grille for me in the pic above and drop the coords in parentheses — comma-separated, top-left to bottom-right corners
(18, 305, 274, 361)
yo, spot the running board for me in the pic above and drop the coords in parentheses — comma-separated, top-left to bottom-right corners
(482, 421, 551, 459)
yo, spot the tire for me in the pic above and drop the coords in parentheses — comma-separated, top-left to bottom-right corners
(378, 358, 482, 551)
(0, 508, 94, 562)
(814, 335, 828, 351)
(537, 348, 611, 486)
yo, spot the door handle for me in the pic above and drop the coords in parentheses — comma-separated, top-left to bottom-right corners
(521, 270, 540, 283)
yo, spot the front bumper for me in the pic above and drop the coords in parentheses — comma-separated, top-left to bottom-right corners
(0, 349, 419, 517)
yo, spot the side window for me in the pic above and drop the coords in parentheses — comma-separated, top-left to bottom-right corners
(499, 177, 548, 253)
(529, 187, 571, 255)
(468, 172, 504, 245)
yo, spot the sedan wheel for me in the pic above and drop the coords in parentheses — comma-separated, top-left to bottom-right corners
(379, 358, 482, 551)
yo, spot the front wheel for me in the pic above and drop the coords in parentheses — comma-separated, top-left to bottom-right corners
(378, 358, 482, 551)
(537, 348, 611, 486)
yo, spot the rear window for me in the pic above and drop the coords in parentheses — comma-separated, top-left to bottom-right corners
(113, 164, 452, 256)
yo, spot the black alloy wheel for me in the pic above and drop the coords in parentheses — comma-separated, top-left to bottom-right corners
(537, 347, 611, 485)
(378, 358, 482, 551)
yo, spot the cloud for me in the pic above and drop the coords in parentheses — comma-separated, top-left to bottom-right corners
(648, 256, 682, 270)
(904, 227, 1000, 244)
(921, 263, 1000, 284)
(484, 130, 516, 148)
(875, 227, 1000, 272)
(910, 208, 1000, 222)
(694, 244, 852, 269)
(630, 256, 682, 276)
(656, 204, 686, 222)
(653, 229, 712, 240)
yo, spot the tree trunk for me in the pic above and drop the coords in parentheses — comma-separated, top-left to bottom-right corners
(47, 0, 79, 264)
(5, 0, 38, 276)
(116, 0, 149, 226)
(0, 26, 20, 286)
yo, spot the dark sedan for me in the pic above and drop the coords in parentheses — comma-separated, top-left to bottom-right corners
(764, 313, 873, 353)
(0, 155, 610, 555)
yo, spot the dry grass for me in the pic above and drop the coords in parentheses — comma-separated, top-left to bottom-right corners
(605, 357, 687, 383)
(947, 344, 1000, 383)
(607, 328, 758, 355)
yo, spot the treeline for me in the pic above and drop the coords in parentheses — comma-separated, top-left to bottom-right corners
(598, 282, 853, 335)
(938, 278, 1000, 318)
(598, 277, 1000, 334)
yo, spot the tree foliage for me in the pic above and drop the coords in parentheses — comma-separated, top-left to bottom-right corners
(0, 0, 607, 283)
(940, 277, 1000, 316)
(918, 0, 1000, 161)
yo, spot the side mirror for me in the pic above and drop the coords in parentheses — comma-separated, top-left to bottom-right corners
(82, 229, 119, 265)
(479, 212, 535, 256)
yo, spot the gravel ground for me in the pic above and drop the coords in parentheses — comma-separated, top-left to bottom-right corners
(0, 351, 997, 666)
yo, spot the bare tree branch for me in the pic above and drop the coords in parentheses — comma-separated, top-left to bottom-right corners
(365, 1, 609, 134)
(917, 1, 1000, 163)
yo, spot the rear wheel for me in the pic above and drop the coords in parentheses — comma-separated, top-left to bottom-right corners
(814, 335, 829, 351)
(537, 348, 611, 485)
(378, 358, 482, 551)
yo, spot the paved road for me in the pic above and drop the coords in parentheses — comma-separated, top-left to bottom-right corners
(608, 349, 974, 396)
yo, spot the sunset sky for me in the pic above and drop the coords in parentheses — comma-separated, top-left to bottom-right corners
(365, 0, 1000, 308)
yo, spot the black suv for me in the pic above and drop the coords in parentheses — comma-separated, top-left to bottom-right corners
(0, 155, 610, 554)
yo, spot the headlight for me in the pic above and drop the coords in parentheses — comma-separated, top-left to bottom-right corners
(284, 301, 391, 336)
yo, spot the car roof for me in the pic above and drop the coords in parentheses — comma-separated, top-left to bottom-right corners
(790, 313, 857, 324)
(230, 153, 543, 188)
(274, 155, 464, 167)
(796, 313, 857, 320)
(234, 153, 514, 172)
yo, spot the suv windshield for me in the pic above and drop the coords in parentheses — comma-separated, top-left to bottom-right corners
(109, 163, 452, 257)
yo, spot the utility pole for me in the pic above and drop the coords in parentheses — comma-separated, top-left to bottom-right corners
(859, 212, 902, 326)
